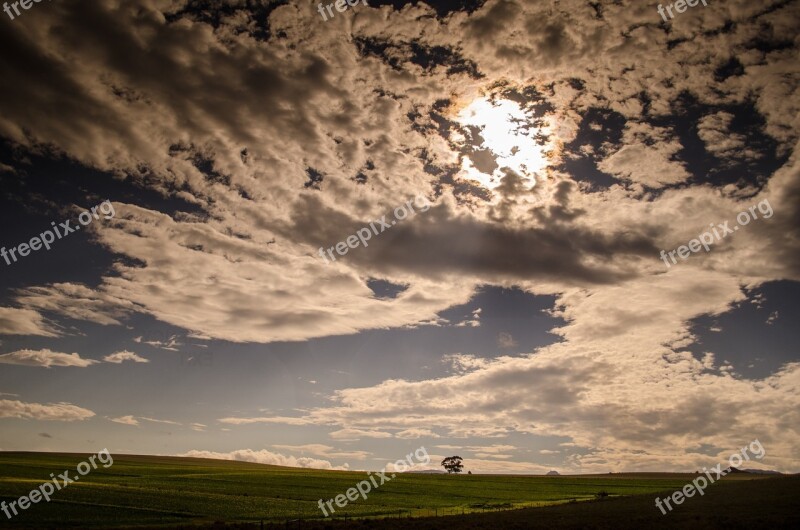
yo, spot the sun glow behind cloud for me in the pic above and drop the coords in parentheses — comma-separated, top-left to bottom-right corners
(454, 97, 551, 190)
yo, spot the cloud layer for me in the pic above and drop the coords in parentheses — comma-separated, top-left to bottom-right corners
(0, 0, 797, 472)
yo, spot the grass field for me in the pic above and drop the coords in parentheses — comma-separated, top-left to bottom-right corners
(0, 452, 789, 529)
(266, 473, 800, 530)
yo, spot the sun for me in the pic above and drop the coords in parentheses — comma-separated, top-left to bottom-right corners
(453, 97, 552, 190)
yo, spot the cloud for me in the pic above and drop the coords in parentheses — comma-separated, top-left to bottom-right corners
(395, 428, 440, 439)
(0, 307, 58, 336)
(455, 308, 482, 327)
(443, 353, 490, 373)
(135, 335, 183, 351)
(434, 444, 518, 461)
(15, 283, 135, 327)
(179, 449, 349, 471)
(0, 399, 95, 421)
(110, 415, 139, 426)
(385, 458, 441, 473)
(497, 332, 518, 348)
(218, 415, 317, 426)
(467, 444, 517, 454)
(140, 417, 182, 426)
(110, 415, 181, 426)
(0, 0, 798, 473)
(235, 260, 800, 470)
(697, 111, 754, 161)
(103, 350, 149, 363)
(272, 444, 370, 460)
(0, 349, 98, 368)
(0, 0, 671, 346)
(328, 428, 393, 441)
(474, 453, 513, 459)
(596, 124, 690, 188)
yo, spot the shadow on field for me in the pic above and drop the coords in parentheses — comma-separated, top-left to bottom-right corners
(154, 475, 800, 530)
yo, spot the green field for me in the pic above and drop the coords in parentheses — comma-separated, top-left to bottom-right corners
(283, 474, 800, 530)
(0, 452, 785, 529)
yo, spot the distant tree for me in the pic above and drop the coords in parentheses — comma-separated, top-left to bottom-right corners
(467, 470, 472, 475)
(441, 456, 463, 474)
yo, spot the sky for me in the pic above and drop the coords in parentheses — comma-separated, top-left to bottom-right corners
(0, 0, 798, 474)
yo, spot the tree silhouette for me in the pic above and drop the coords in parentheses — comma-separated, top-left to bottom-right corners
(441, 456, 463, 474)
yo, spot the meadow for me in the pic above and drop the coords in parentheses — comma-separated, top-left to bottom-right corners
(0, 452, 789, 529)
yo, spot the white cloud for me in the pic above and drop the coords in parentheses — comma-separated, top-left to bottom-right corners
(272, 444, 370, 460)
(109, 415, 180, 430)
(697, 111, 758, 161)
(467, 445, 517, 454)
(179, 449, 349, 471)
(596, 124, 690, 188)
(455, 308, 482, 327)
(103, 350, 149, 364)
(0, 399, 95, 421)
(15, 283, 134, 327)
(474, 453, 513, 459)
(140, 417, 182, 426)
(110, 415, 139, 426)
(328, 428, 393, 441)
(442, 353, 490, 373)
(395, 428, 440, 439)
(110, 415, 181, 426)
(0, 307, 58, 337)
(766, 311, 779, 325)
(218, 415, 317, 426)
(136, 335, 182, 351)
(0, 349, 98, 368)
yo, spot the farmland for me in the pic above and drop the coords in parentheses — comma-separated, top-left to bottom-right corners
(0, 452, 793, 529)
